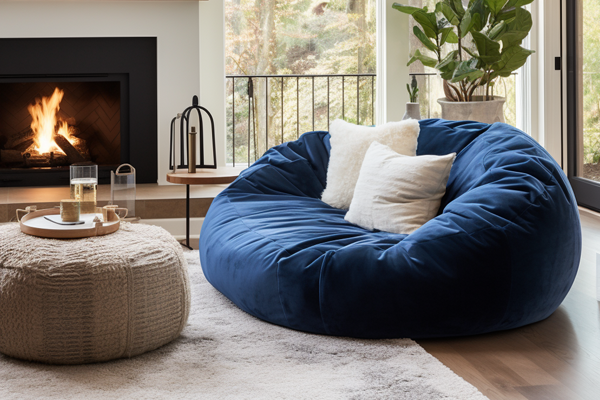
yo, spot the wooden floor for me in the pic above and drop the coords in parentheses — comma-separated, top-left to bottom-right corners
(417, 210, 600, 400)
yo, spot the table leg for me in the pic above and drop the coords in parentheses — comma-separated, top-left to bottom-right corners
(181, 184, 193, 250)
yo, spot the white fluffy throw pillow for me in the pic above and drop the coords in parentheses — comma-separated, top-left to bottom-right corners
(345, 141, 456, 235)
(321, 119, 420, 209)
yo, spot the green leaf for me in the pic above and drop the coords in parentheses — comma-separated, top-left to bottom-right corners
(440, 70, 454, 81)
(436, 50, 459, 70)
(451, 59, 485, 82)
(496, 7, 532, 47)
(488, 20, 507, 40)
(444, 30, 459, 43)
(472, 13, 483, 31)
(391, 3, 423, 15)
(459, 10, 473, 37)
(505, 0, 534, 7)
(471, 31, 501, 64)
(447, 0, 466, 18)
(492, 45, 535, 76)
(488, 71, 500, 81)
(413, 26, 438, 52)
(468, 0, 490, 32)
(440, 27, 456, 45)
(497, 7, 516, 21)
(436, 50, 460, 80)
(485, 0, 507, 15)
(436, 3, 460, 25)
(412, 10, 439, 38)
(407, 49, 438, 68)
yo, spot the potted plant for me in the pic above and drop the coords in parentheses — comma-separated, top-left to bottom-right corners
(403, 75, 421, 120)
(393, 0, 535, 124)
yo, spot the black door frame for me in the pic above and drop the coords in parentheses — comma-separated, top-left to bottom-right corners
(566, 0, 600, 211)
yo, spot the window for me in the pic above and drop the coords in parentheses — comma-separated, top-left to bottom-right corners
(225, 0, 377, 165)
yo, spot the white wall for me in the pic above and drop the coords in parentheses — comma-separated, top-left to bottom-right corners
(378, 0, 410, 123)
(0, 1, 202, 185)
(199, 0, 226, 168)
(529, 0, 564, 167)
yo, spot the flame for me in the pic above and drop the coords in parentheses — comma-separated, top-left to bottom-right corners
(27, 88, 74, 154)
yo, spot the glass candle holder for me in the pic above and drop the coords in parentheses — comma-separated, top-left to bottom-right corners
(60, 199, 80, 222)
(70, 163, 98, 214)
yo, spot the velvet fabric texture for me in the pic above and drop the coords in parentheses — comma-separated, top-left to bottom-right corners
(199, 119, 582, 339)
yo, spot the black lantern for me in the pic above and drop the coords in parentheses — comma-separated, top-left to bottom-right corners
(169, 95, 217, 172)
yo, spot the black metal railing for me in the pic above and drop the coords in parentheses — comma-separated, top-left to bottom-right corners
(226, 73, 376, 166)
(226, 71, 517, 166)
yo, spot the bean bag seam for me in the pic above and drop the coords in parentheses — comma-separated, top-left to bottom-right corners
(222, 192, 294, 328)
(498, 186, 580, 325)
(482, 138, 556, 186)
(228, 164, 269, 190)
(318, 251, 334, 335)
(414, 183, 552, 247)
(454, 131, 482, 158)
(231, 161, 322, 198)
(498, 227, 515, 327)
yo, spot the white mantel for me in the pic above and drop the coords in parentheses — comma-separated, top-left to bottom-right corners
(0, 1, 225, 185)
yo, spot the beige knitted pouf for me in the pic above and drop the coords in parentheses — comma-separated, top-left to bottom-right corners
(0, 222, 190, 364)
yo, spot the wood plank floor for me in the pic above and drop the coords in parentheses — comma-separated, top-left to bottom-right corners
(416, 210, 600, 400)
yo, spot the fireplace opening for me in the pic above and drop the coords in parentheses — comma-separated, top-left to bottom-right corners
(0, 81, 121, 172)
(0, 37, 157, 187)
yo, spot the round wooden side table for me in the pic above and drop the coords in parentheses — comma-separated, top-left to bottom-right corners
(167, 167, 244, 249)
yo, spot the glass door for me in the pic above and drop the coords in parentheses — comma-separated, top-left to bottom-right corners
(567, 0, 600, 210)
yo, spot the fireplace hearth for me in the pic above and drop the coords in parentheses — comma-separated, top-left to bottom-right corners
(0, 37, 157, 187)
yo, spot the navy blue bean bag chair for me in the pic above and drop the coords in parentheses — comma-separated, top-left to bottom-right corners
(199, 119, 581, 339)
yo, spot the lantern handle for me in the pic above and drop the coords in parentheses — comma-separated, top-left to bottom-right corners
(115, 163, 136, 176)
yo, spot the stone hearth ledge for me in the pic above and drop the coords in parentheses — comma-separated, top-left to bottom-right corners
(0, 183, 228, 223)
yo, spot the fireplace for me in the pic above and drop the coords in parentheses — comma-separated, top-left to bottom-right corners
(1, 82, 121, 169)
(0, 37, 157, 187)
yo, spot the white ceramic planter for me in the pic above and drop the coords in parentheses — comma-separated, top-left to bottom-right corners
(437, 96, 505, 124)
(402, 102, 421, 120)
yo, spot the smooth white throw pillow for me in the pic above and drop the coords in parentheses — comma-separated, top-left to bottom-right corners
(321, 119, 420, 210)
(345, 141, 456, 235)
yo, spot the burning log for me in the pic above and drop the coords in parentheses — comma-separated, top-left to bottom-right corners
(53, 133, 85, 164)
(49, 152, 69, 167)
(12, 139, 35, 153)
(70, 136, 91, 161)
(5, 128, 34, 150)
(24, 155, 51, 168)
(0, 149, 24, 165)
(19, 151, 68, 168)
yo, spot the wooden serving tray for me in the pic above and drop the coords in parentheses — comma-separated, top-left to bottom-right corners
(17, 207, 121, 239)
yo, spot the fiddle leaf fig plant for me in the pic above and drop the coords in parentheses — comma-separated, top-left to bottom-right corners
(393, 0, 535, 102)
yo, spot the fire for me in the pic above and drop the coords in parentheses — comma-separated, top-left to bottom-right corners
(27, 88, 74, 154)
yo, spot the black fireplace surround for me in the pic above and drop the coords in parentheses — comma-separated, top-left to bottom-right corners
(0, 37, 157, 186)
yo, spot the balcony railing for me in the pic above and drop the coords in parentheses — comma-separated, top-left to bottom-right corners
(226, 74, 376, 167)
(226, 72, 517, 167)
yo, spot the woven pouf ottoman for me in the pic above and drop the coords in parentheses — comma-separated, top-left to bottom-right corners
(0, 222, 190, 364)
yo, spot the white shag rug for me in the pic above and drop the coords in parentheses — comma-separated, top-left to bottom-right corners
(0, 250, 488, 400)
